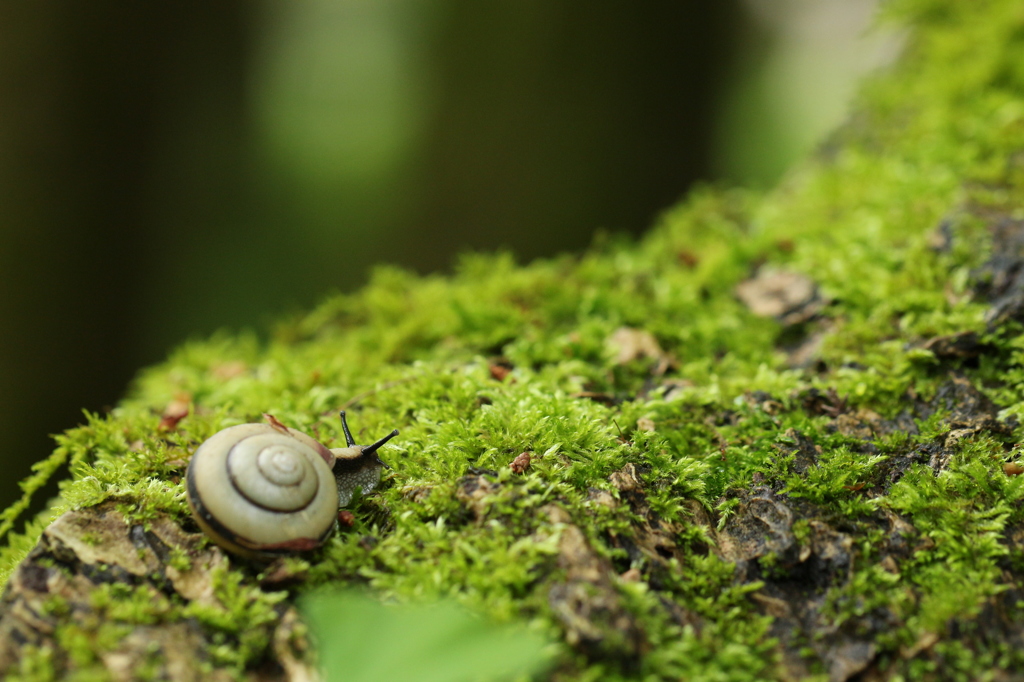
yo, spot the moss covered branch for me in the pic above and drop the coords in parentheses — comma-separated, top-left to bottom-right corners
(5, 1, 1024, 679)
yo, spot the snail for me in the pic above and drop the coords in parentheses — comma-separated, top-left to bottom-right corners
(186, 411, 399, 559)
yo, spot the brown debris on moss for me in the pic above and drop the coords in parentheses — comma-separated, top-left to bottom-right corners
(509, 451, 532, 474)
(735, 269, 825, 326)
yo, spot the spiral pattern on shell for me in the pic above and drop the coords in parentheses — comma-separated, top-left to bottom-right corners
(186, 423, 339, 558)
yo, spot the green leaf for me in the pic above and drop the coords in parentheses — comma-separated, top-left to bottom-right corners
(300, 590, 551, 682)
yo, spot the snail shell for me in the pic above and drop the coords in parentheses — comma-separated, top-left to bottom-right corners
(186, 412, 398, 559)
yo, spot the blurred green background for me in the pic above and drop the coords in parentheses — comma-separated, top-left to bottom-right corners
(0, 1, 898, 517)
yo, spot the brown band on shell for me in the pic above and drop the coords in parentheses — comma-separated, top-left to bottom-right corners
(252, 537, 323, 553)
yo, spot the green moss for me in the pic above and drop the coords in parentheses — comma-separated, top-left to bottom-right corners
(165, 547, 192, 574)
(182, 564, 288, 669)
(7, 0, 1024, 678)
(88, 583, 178, 626)
(6, 646, 58, 682)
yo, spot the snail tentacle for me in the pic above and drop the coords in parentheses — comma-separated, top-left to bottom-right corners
(339, 410, 357, 447)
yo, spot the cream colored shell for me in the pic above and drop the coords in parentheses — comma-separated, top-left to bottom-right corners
(187, 423, 339, 551)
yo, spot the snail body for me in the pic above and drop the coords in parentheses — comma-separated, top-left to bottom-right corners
(186, 412, 398, 559)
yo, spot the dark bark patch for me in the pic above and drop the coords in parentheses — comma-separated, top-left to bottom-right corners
(717, 490, 853, 585)
(605, 464, 688, 580)
(917, 331, 991, 362)
(18, 564, 50, 594)
(932, 374, 1011, 433)
(970, 215, 1024, 326)
(776, 428, 821, 476)
(715, 487, 895, 681)
(544, 505, 645, 666)
(455, 472, 501, 521)
(717, 492, 797, 566)
(876, 443, 930, 490)
(804, 376, 1011, 489)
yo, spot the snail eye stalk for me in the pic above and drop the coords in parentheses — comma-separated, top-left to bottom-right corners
(339, 411, 357, 447)
(362, 429, 399, 456)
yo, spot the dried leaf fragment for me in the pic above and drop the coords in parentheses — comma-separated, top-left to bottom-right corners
(735, 268, 823, 325)
(488, 361, 512, 381)
(827, 641, 876, 682)
(608, 326, 666, 365)
(677, 250, 700, 268)
(571, 391, 617, 405)
(158, 397, 191, 431)
(609, 464, 641, 493)
(262, 413, 290, 433)
(510, 451, 532, 474)
(211, 360, 247, 380)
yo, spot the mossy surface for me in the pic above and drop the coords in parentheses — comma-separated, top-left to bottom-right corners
(5, 0, 1024, 679)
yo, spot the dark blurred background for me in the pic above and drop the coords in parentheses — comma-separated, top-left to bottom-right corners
(0, 1, 898, 515)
